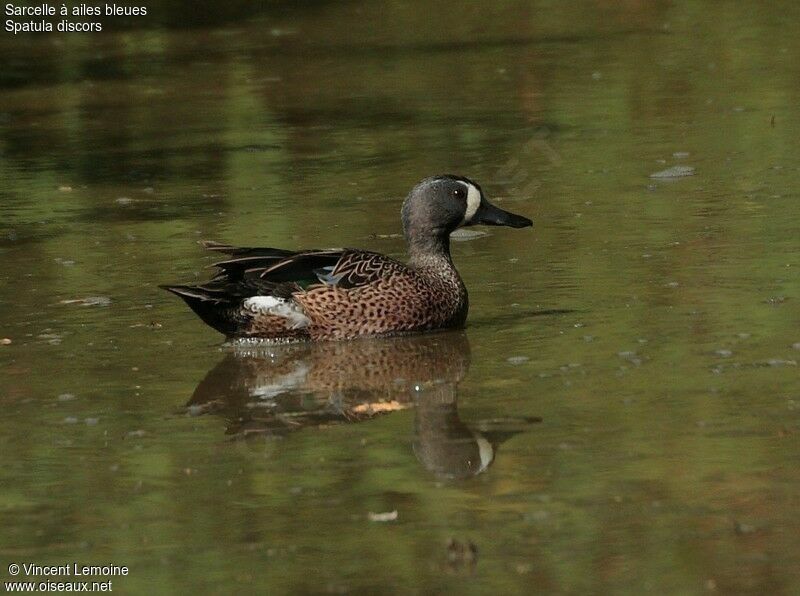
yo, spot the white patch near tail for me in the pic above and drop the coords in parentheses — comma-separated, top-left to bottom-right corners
(243, 296, 311, 329)
(460, 181, 481, 225)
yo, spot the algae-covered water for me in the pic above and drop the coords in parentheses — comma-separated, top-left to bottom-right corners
(1, 1, 800, 593)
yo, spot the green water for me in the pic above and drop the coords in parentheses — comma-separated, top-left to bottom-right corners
(2, 1, 800, 593)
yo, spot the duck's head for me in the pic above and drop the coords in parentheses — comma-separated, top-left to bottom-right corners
(401, 175, 532, 244)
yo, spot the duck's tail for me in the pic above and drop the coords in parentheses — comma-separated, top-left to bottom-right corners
(160, 284, 242, 337)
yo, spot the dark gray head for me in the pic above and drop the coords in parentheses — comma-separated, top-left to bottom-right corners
(401, 175, 532, 249)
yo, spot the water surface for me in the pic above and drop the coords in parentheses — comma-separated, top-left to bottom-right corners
(2, 1, 800, 593)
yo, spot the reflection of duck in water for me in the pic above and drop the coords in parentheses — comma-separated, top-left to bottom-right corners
(186, 332, 539, 477)
(412, 381, 539, 480)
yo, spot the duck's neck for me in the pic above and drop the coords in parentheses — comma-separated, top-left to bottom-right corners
(406, 230, 469, 326)
(407, 231, 454, 270)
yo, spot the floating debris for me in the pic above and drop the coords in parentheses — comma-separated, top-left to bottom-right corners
(734, 520, 757, 535)
(715, 349, 733, 358)
(672, 151, 690, 159)
(506, 356, 529, 365)
(58, 185, 73, 192)
(57, 393, 76, 402)
(351, 401, 407, 414)
(450, 229, 489, 241)
(62, 417, 79, 424)
(85, 418, 100, 426)
(650, 165, 695, 179)
(127, 429, 147, 438)
(368, 510, 398, 522)
(618, 351, 642, 366)
(516, 563, 533, 575)
(59, 296, 112, 307)
(793, 342, 800, 351)
(115, 197, 134, 205)
(38, 333, 62, 345)
(0, 338, 11, 345)
(446, 538, 478, 567)
(129, 321, 163, 329)
(764, 359, 796, 367)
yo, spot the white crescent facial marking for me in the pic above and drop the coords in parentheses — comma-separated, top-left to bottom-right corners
(473, 432, 495, 474)
(460, 181, 481, 225)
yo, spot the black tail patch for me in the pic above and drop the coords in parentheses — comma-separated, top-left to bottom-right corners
(160, 285, 242, 336)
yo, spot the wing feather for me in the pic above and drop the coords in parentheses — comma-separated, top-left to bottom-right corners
(188, 242, 408, 300)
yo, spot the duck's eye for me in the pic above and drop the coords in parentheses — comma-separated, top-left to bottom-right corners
(452, 187, 466, 200)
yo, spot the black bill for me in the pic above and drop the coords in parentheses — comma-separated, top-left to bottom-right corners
(470, 200, 533, 228)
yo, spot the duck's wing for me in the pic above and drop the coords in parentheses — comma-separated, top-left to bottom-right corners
(164, 243, 406, 302)
(209, 246, 344, 288)
(207, 244, 406, 290)
(309, 250, 409, 289)
(201, 240, 297, 260)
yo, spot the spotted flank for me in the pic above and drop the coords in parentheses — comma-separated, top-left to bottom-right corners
(162, 174, 532, 341)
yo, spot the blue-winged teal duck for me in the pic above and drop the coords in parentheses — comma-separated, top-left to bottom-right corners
(162, 175, 532, 341)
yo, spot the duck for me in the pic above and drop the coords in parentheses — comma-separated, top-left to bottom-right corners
(161, 175, 532, 342)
